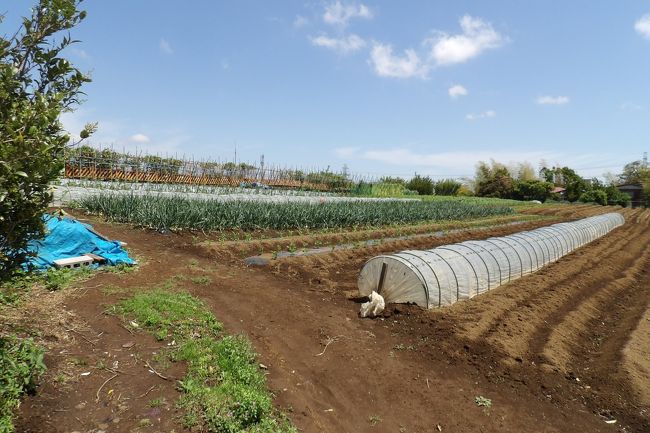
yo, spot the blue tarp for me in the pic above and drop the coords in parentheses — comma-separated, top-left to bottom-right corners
(25, 214, 135, 270)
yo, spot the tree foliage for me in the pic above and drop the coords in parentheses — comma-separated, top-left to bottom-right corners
(578, 189, 608, 205)
(512, 179, 553, 202)
(475, 161, 514, 198)
(0, 0, 91, 280)
(540, 166, 589, 202)
(406, 174, 434, 196)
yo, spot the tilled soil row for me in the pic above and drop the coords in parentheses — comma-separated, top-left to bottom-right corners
(264, 206, 610, 294)
(440, 208, 650, 431)
(261, 206, 649, 431)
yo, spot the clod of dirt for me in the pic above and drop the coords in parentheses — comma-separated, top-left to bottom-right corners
(344, 290, 369, 303)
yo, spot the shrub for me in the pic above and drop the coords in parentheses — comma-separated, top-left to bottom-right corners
(433, 179, 462, 196)
(604, 186, 630, 207)
(512, 180, 553, 202)
(0, 1, 92, 281)
(406, 175, 434, 196)
(579, 190, 608, 205)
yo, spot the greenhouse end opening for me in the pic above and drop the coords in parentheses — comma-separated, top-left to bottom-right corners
(358, 213, 625, 309)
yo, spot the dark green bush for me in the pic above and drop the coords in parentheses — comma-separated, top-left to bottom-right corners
(512, 180, 553, 202)
(406, 175, 434, 196)
(579, 190, 608, 205)
(0, 0, 92, 281)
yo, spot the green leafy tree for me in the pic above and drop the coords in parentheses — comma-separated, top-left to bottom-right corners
(540, 166, 589, 202)
(1, 0, 92, 280)
(620, 160, 647, 184)
(512, 180, 553, 202)
(603, 185, 630, 207)
(475, 161, 514, 198)
(406, 174, 434, 196)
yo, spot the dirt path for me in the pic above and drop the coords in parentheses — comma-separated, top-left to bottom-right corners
(15, 205, 649, 432)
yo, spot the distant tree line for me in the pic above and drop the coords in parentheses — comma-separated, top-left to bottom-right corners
(472, 160, 635, 206)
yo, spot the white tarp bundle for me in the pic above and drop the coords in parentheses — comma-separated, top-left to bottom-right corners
(358, 212, 625, 309)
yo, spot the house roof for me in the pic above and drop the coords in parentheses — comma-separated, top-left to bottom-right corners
(551, 187, 566, 193)
(617, 184, 643, 191)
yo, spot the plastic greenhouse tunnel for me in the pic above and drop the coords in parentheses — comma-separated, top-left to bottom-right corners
(358, 213, 625, 309)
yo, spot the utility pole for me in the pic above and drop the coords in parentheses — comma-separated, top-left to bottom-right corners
(644, 151, 648, 169)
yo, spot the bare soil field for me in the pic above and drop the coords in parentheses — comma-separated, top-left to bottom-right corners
(11, 204, 649, 433)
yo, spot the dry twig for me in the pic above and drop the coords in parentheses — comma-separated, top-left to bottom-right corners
(95, 373, 118, 402)
(144, 360, 169, 380)
(315, 335, 343, 357)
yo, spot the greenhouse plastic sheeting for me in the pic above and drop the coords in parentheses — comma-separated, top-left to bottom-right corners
(358, 212, 625, 309)
(24, 214, 135, 270)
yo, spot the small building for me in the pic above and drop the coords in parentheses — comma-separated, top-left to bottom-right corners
(551, 186, 566, 200)
(617, 184, 643, 208)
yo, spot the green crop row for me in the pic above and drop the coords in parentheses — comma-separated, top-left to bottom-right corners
(77, 193, 515, 231)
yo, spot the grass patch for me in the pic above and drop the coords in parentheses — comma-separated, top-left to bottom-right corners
(0, 267, 94, 305)
(0, 335, 46, 433)
(111, 290, 295, 433)
(191, 276, 212, 285)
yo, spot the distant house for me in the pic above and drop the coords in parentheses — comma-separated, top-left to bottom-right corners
(551, 186, 566, 199)
(617, 184, 643, 207)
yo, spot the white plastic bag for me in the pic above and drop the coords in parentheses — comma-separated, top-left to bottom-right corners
(359, 291, 385, 318)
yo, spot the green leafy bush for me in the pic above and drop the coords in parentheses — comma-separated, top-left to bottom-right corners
(0, 0, 92, 281)
(405, 175, 434, 196)
(433, 179, 462, 196)
(512, 180, 553, 202)
(0, 336, 46, 433)
(579, 190, 608, 205)
(604, 186, 630, 207)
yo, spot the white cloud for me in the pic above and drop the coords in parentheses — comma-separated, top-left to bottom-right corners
(130, 133, 150, 143)
(360, 148, 551, 173)
(448, 84, 468, 99)
(466, 110, 496, 120)
(159, 38, 173, 54)
(620, 101, 643, 111)
(334, 147, 360, 158)
(635, 14, 650, 39)
(334, 146, 630, 178)
(427, 15, 505, 66)
(71, 48, 90, 59)
(323, 1, 372, 27)
(221, 59, 230, 70)
(369, 43, 429, 79)
(311, 34, 366, 54)
(293, 15, 309, 28)
(60, 110, 190, 154)
(536, 95, 570, 105)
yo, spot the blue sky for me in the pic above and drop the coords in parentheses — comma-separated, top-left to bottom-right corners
(4, 1, 650, 179)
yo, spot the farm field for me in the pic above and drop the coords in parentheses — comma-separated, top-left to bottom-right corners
(6, 202, 649, 433)
(51, 179, 413, 205)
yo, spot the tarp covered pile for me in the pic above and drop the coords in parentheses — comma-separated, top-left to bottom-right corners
(25, 214, 134, 270)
